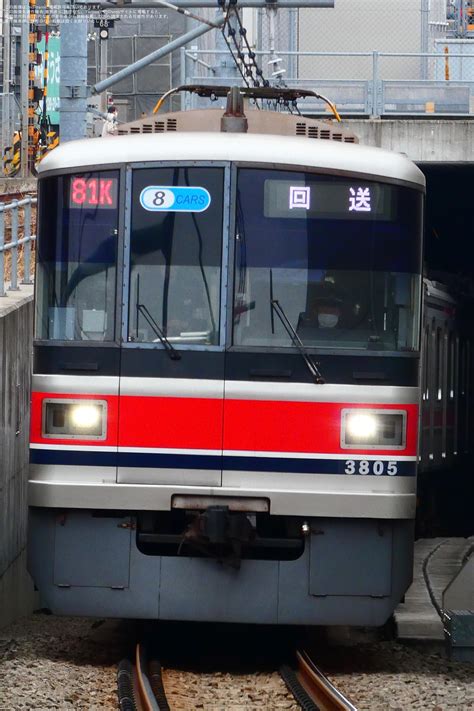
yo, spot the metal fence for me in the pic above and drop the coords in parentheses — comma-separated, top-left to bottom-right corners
(0, 196, 36, 297)
(182, 49, 474, 116)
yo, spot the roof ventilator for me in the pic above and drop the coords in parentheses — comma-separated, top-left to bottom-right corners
(221, 87, 248, 133)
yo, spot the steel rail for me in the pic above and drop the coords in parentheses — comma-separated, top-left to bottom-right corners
(118, 644, 166, 711)
(281, 649, 358, 711)
(135, 643, 160, 711)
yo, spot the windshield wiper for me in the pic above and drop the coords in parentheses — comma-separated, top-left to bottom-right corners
(271, 299, 325, 384)
(137, 303, 181, 360)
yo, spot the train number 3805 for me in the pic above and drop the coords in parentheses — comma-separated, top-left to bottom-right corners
(344, 460, 398, 476)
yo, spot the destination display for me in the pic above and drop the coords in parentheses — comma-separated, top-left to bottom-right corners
(264, 179, 394, 220)
(69, 175, 118, 210)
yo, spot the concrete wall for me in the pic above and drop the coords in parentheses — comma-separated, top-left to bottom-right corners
(0, 287, 35, 629)
(345, 119, 474, 163)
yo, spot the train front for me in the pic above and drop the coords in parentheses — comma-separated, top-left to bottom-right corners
(28, 131, 424, 625)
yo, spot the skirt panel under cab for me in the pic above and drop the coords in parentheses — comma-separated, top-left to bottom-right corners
(28, 509, 414, 626)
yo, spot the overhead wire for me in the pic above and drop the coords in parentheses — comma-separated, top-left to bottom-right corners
(151, 1, 339, 120)
(219, 0, 272, 108)
(219, 3, 306, 115)
(220, 10, 252, 89)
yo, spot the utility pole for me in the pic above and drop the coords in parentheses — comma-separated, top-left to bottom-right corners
(59, 0, 88, 141)
(1, 0, 12, 154)
(420, 0, 430, 80)
(20, 0, 29, 176)
(99, 33, 108, 113)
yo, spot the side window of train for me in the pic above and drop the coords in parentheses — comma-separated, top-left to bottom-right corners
(431, 319, 437, 401)
(460, 340, 466, 398)
(465, 338, 471, 391)
(448, 331, 454, 399)
(461, 339, 471, 399)
(436, 327, 443, 401)
(423, 324, 430, 400)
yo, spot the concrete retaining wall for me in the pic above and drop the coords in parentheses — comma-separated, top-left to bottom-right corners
(0, 287, 35, 628)
(347, 119, 474, 162)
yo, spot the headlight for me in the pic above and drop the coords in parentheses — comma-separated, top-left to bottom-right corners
(70, 405, 102, 429)
(346, 413, 377, 439)
(43, 400, 107, 439)
(341, 409, 406, 449)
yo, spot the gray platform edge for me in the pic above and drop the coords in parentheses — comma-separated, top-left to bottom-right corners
(395, 537, 474, 641)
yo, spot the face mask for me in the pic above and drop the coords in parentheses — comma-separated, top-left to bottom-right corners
(318, 313, 339, 328)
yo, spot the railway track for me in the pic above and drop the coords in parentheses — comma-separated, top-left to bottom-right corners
(280, 650, 358, 711)
(117, 643, 169, 711)
(117, 643, 357, 711)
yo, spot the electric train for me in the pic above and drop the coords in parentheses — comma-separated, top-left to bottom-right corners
(28, 86, 431, 625)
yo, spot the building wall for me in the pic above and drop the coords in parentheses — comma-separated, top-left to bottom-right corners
(0, 289, 35, 629)
(298, 0, 424, 81)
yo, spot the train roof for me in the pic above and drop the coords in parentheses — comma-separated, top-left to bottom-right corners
(39, 129, 425, 189)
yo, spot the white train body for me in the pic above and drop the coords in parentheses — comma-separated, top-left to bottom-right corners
(28, 100, 426, 625)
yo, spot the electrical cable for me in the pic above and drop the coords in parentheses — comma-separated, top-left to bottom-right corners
(219, 0, 270, 108)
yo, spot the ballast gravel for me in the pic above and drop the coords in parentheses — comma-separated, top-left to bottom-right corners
(0, 613, 473, 710)
(0, 614, 127, 710)
(162, 669, 299, 710)
(319, 640, 474, 711)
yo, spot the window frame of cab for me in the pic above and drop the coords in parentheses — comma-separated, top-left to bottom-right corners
(34, 164, 127, 349)
(226, 161, 425, 360)
(122, 160, 230, 353)
(33, 160, 424, 366)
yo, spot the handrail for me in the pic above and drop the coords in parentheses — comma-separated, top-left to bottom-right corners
(0, 196, 37, 297)
(182, 48, 474, 117)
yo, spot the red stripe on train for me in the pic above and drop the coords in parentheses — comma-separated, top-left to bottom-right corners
(224, 401, 418, 456)
(31, 392, 418, 456)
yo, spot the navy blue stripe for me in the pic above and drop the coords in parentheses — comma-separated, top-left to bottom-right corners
(30, 448, 416, 476)
(31, 449, 118, 467)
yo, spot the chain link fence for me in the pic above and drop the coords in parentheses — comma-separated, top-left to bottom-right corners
(190, 0, 474, 116)
(87, 13, 186, 124)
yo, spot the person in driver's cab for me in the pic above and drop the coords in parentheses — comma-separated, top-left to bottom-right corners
(297, 276, 346, 333)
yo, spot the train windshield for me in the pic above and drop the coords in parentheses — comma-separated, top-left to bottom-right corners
(128, 167, 224, 346)
(233, 168, 423, 352)
(35, 171, 119, 341)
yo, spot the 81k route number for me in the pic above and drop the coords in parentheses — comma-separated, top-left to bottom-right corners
(344, 460, 398, 476)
